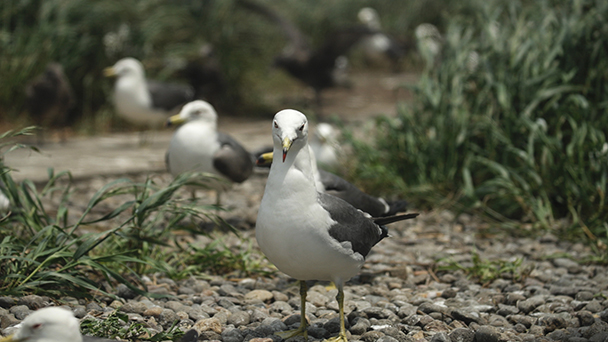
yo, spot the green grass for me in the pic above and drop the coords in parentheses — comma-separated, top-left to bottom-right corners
(344, 0, 608, 257)
(80, 310, 184, 342)
(0, 128, 272, 299)
(437, 250, 531, 285)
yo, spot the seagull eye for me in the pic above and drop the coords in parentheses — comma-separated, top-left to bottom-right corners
(298, 124, 305, 132)
(274, 121, 278, 128)
(32, 323, 42, 330)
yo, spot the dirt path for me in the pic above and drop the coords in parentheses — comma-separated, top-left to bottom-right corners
(4, 71, 418, 183)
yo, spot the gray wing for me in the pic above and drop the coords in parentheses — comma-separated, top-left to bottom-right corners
(318, 192, 387, 258)
(213, 132, 254, 183)
(147, 81, 194, 112)
(319, 169, 388, 217)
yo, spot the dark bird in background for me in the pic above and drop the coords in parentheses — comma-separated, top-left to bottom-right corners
(237, 0, 377, 120)
(357, 7, 412, 72)
(175, 44, 228, 111)
(25, 62, 75, 145)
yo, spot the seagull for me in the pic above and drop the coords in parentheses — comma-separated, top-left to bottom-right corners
(236, 0, 376, 119)
(0, 306, 199, 342)
(25, 62, 74, 144)
(0, 307, 90, 342)
(165, 100, 254, 203)
(357, 7, 410, 72)
(104, 57, 194, 135)
(309, 122, 341, 169)
(256, 109, 418, 341)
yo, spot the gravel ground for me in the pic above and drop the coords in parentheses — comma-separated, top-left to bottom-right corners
(1, 169, 608, 342)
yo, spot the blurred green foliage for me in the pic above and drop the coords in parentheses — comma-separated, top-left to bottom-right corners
(1, 0, 454, 131)
(346, 0, 608, 252)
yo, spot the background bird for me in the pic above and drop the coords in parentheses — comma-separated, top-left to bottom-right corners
(25, 62, 74, 145)
(104, 57, 195, 142)
(256, 109, 417, 341)
(165, 100, 254, 204)
(356, 7, 411, 72)
(237, 0, 376, 120)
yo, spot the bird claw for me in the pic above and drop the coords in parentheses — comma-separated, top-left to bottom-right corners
(323, 332, 349, 342)
(275, 326, 308, 340)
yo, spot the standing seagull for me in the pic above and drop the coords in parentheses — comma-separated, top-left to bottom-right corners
(165, 100, 253, 203)
(256, 109, 418, 341)
(104, 58, 194, 140)
(357, 7, 410, 72)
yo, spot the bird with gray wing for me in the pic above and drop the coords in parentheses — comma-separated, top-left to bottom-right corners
(104, 58, 194, 142)
(165, 100, 254, 203)
(256, 109, 418, 342)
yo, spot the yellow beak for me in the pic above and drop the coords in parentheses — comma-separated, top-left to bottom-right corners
(0, 334, 17, 342)
(166, 114, 186, 127)
(256, 152, 274, 166)
(282, 137, 293, 162)
(103, 67, 116, 77)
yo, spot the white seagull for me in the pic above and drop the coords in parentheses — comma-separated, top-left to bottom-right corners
(256, 109, 418, 341)
(165, 100, 253, 203)
(104, 57, 194, 131)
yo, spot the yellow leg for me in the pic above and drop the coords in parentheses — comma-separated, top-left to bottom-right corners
(276, 280, 309, 340)
(324, 286, 348, 342)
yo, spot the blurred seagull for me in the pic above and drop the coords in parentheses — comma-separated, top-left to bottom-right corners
(309, 122, 341, 169)
(165, 100, 254, 203)
(25, 62, 74, 145)
(0, 306, 201, 342)
(104, 58, 194, 141)
(237, 0, 376, 119)
(0, 307, 109, 342)
(357, 7, 409, 72)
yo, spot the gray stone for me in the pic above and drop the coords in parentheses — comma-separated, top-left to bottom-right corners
(451, 309, 485, 325)
(116, 284, 137, 299)
(517, 295, 545, 314)
(9, 305, 31, 320)
(158, 308, 179, 328)
(474, 325, 499, 342)
(222, 327, 245, 342)
(0, 297, 15, 309)
(447, 327, 474, 342)
(228, 311, 250, 327)
(429, 332, 450, 342)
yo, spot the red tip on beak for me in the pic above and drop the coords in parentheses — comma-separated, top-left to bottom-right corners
(282, 151, 287, 162)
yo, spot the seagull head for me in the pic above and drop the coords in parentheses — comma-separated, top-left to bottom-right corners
(166, 100, 217, 127)
(1, 307, 83, 342)
(272, 109, 309, 162)
(358, 7, 381, 30)
(103, 57, 145, 80)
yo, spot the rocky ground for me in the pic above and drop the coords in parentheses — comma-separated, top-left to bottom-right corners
(1, 169, 608, 342)
(1, 70, 608, 341)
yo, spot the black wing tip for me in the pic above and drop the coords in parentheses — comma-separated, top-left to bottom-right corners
(373, 212, 419, 226)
